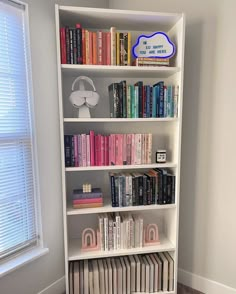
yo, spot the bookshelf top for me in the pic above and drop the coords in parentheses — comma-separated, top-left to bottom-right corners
(58, 5, 184, 31)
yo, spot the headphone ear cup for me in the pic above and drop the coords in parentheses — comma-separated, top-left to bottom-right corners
(69, 91, 86, 108)
(86, 92, 100, 108)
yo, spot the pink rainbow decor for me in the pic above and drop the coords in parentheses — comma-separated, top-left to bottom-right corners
(144, 223, 160, 246)
(81, 228, 100, 252)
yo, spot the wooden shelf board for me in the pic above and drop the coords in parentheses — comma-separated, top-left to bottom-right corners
(65, 163, 177, 172)
(64, 118, 178, 123)
(68, 235, 175, 260)
(61, 64, 180, 78)
(67, 203, 176, 215)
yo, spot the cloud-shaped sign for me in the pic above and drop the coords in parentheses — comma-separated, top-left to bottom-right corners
(132, 32, 176, 59)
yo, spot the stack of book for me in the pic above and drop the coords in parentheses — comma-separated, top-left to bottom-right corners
(72, 188, 103, 209)
(98, 213, 144, 251)
(134, 57, 170, 67)
(60, 25, 131, 65)
(64, 132, 152, 168)
(69, 252, 174, 294)
(108, 80, 179, 118)
(110, 169, 175, 207)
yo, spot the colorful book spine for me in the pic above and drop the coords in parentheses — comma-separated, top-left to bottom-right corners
(60, 27, 66, 64)
(73, 198, 103, 204)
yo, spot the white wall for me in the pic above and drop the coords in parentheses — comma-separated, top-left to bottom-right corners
(0, 1, 107, 294)
(109, 0, 236, 291)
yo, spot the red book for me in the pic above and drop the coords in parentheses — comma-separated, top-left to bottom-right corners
(74, 135, 78, 167)
(92, 32, 97, 65)
(97, 134, 102, 166)
(104, 136, 109, 166)
(90, 130, 95, 166)
(73, 198, 103, 204)
(106, 32, 111, 65)
(102, 31, 106, 65)
(60, 27, 66, 64)
(95, 135, 99, 166)
(97, 31, 102, 65)
(81, 134, 87, 167)
(89, 31, 93, 65)
(82, 28, 86, 64)
(101, 135, 105, 166)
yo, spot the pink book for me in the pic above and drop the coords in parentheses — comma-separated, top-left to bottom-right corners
(110, 134, 115, 165)
(108, 135, 112, 166)
(105, 136, 109, 166)
(122, 134, 127, 165)
(97, 134, 102, 166)
(95, 135, 99, 166)
(86, 135, 90, 166)
(135, 134, 142, 165)
(74, 135, 78, 167)
(115, 134, 119, 165)
(101, 135, 105, 166)
(106, 32, 111, 65)
(118, 134, 123, 165)
(131, 133, 135, 164)
(60, 27, 66, 64)
(73, 198, 103, 204)
(97, 31, 102, 65)
(145, 133, 149, 164)
(78, 135, 82, 167)
(90, 130, 95, 166)
(147, 133, 152, 164)
(81, 134, 87, 167)
(126, 134, 132, 165)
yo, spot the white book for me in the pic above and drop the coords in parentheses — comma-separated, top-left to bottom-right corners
(134, 255, 141, 292)
(74, 261, 79, 294)
(104, 214, 109, 251)
(79, 261, 84, 294)
(146, 255, 154, 293)
(153, 253, 163, 291)
(158, 252, 169, 291)
(69, 262, 74, 294)
(98, 215, 104, 251)
(111, 258, 118, 294)
(116, 258, 123, 294)
(108, 214, 114, 250)
(106, 258, 113, 294)
(113, 221, 117, 250)
(115, 213, 121, 249)
(128, 255, 136, 293)
(129, 215, 135, 248)
(164, 252, 174, 291)
(143, 256, 150, 293)
(124, 256, 131, 294)
(120, 257, 127, 294)
(134, 215, 140, 248)
(110, 27, 116, 66)
(139, 217, 144, 247)
(139, 256, 146, 293)
(150, 254, 159, 292)
(120, 221, 124, 249)
(98, 259, 105, 294)
(88, 261, 94, 294)
(92, 260, 100, 294)
(103, 259, 109, 294)
(83, 260, 89, 294)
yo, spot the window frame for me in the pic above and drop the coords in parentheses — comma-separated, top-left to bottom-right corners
(0, 0, 48, 277)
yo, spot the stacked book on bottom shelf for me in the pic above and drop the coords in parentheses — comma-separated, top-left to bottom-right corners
(69, 252, 174, 294)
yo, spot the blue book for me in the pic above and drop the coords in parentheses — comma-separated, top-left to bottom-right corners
(73, 188, 102, 200)
(152, 86, 157, 118)
(167, 85, 173, 117)
(146, 85, 151, 118)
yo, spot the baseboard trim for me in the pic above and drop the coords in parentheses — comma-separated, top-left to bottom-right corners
(38, 276, 65, 294)
(178, 268, 236, 294)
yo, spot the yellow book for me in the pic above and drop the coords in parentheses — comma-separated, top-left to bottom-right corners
(73, 203, 103, 209)
(127, 32, 131, 66)
(116, 32, 120, 65)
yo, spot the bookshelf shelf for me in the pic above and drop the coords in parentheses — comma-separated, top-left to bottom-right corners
(68, 235, 175, 261)
(61, 64, 180, 78)
(67, 203, 176, 215)
(65, 162, 177, 172)
(56, 4, 185, 294)
(64, 117, 179, 123)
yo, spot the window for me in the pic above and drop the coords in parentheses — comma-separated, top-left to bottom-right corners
(0, 0, 42, 263)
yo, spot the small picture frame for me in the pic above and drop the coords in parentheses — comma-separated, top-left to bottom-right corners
(156, 149, 167, 163)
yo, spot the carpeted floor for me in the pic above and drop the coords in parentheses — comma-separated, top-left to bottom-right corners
(178, 283, 204, 293)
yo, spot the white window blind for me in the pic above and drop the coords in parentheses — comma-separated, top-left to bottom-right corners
(0, 0, 40, 260)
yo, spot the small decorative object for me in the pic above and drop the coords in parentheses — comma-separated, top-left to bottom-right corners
(81, 228, 100, 251)
(82, 183, 92, 193)
(144, 224, 160, 246)
(156, 149, 167, 163)
(69, 76, 100, 118)
(132, 32, 176, 59)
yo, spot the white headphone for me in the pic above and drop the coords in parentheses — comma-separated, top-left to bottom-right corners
(69, 76, 100, 117)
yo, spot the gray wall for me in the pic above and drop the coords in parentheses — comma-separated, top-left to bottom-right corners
(0, 1, 107, 294)
(109, 0, 236, 289)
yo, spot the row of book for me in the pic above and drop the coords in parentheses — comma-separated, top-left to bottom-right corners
(69, 252, 174, 294)
(60, 25, 131, 65)
(98, 213, 146, 251)
(109, 81, 179, 118)
(64, 133, 152, 167)
(133, 57, 170, 67)
(110, 169, 175, 207)
(72, 188, 103, 209)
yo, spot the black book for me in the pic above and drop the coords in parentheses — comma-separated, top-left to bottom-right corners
(64, 135, 71, 167)
(135, 81, 143, 117)
(108, 83, 119, 118)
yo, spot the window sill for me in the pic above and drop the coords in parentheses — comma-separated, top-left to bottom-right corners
(0, 246, 49, 278)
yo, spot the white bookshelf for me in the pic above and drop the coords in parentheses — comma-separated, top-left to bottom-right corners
(55, 5, 185, 294)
